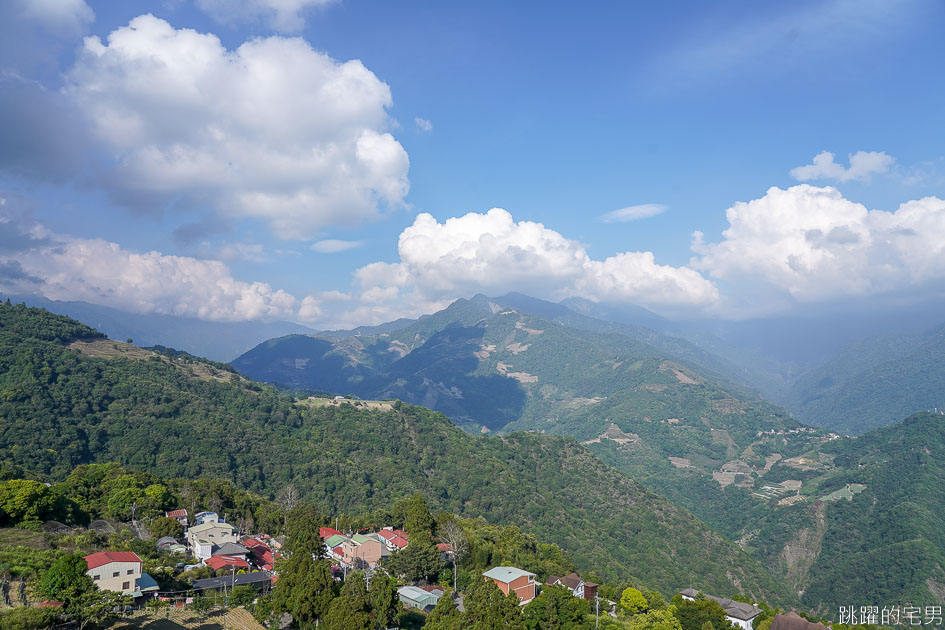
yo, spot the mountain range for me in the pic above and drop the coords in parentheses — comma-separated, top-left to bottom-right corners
(0, 300, 795, 603)
(229, 292, 945, 611)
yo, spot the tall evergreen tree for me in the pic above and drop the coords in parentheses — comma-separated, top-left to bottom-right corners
(424, 588, 463, 630)
(367, 571, 399, 630)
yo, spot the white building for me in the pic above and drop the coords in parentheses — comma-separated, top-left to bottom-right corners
(83, 551, 158, 599)
(187, 521, 239, 561)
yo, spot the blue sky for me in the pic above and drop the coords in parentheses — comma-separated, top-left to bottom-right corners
(1, 0, 944, 327)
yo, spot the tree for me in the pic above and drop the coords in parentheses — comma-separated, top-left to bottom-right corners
(74, 589, 132, 630)
(463, 577, 524, 630)
(277, 484, 300, 530)
(671, 596, 736, 630)
(324, 573, 372, 630)
(40, 554, 94, 607)
(404, 493, 434, 539)
(0, 479, 60, 526)
(385, 541, 442, 583)
(0, 606, 58, 629)
(628, 609, 684, 630)
(523, 584, 590, 629)
(438, 518, 469, 591)
(620, 587, 648, 615)
(150, 516, 184, 540)
(272, 540, 336, 626)
(425, 588, 464, 630)
(367, 571, 399, 630)
(642, 589, 667, 611)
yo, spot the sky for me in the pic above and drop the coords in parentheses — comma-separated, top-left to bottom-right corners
(1, 0, 944, 328)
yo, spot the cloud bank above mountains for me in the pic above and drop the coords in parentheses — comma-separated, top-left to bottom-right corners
(4, 185, 945, 327)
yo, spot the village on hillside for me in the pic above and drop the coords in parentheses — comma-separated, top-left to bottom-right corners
(1, 495, 856, 630)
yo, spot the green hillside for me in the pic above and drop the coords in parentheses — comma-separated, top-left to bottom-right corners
(0, 301, 795, 603)
(786, 324, 945, 434)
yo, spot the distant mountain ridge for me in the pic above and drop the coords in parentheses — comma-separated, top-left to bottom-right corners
(0, 293, 318, 362)
(784, 323, 945, 434)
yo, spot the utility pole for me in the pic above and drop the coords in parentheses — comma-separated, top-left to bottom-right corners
(595, 595, 600, 628)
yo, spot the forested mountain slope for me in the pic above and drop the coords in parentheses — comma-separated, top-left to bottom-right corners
(784, 323, 945, 434)
(0, 301, 795, 604)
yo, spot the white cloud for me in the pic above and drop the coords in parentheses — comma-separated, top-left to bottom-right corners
(415, 117, 433, 133)
(195, 0, 335, 33)
(66, 14, 409, 239)
(790, 150, 894, 183)
(311, 239, 363, 253)
(0, 209, 322, 323)
(692, 184, 945, 303)
(600, 204, 667, 223)
(352, 208, 718, 314)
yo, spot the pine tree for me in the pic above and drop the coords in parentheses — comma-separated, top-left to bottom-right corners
(425, 588, 464, 630)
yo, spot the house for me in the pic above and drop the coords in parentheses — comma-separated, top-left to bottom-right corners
(376, 528, 409, 552)
(319, 527, 342, 540)
(398, 585, 442, 612)
(192, 570, 273, 593)
(84, 551, 159, 599)
(483, 566, 536, 604)
(546, 572, 598, 600)
(165, 509, 188, 525)
(342, 533, 384, 568)
(324, 534, 348, 561)
(186, 522, 239, 561)
(205, 555, 250, 571)
(770, 612, 829, 630)
(211, 542, 250, 559)
(679, 589, 763, 630)
(194, 511, 221, 525)
(242, 538, 278, 571)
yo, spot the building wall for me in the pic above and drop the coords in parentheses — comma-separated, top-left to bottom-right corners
(728, 616, 755, 630)
(187, 524, 237, 550)
(86, 561, 141, 594)
(486, 575, 535, 603)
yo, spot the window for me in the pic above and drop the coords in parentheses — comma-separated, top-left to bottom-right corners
(113, 571, 120, 578)
(127, 569, 134, 575)
(93, 575, 100, 581)
(122, 581, 130, 590)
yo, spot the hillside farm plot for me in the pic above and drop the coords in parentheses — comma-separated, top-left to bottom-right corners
(820, 483, 866, 502)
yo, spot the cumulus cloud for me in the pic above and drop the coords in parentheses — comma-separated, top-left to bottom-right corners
(600, 204, 668, 223)
(352, 209, 718, 314)
(65, 14, 409, 239)
(311, 239, 363, 253)
(692, 185, 945, 303)
(0, 206, 321, 323)
(790, 150, 894, 182)
(415, 117, 433, 133)
(195, 0, 335, 33)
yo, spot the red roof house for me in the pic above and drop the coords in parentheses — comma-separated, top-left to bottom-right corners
(320, 527, 342, 540)
(84, 551, 142, 570)
(242, 537, 268, 549)
(205, 555, 250, 571)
